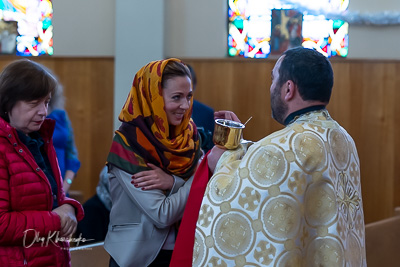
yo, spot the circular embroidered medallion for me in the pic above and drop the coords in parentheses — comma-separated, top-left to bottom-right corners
(306, 237, 344, 267)
(208, 173, 240, 204)
(213, 212, 254, 257)
(304, 180, 337, 227)
(292, 132, 327, 172)
(261, 196, 301, 241)
(329, 129, 350, 170)
(193, 230, 207, 267)
(276, 249, 302, 267)
(247, 145, 288, 188)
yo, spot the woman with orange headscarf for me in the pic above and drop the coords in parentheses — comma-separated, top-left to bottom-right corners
(104, 58, 201, 267)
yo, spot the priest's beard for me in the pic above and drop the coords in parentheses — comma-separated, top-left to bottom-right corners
(270, 87, 288, 125)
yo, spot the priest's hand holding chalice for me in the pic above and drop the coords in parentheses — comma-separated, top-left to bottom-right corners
(207, 110, 252, 173)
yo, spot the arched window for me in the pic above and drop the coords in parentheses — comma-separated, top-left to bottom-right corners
(228, 0, 349, 58)
(0, 0, 53, 56)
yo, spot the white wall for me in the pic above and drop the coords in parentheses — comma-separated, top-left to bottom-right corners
(52, 0, 115, 56)
(164, 0, 227, 58)
(349, 0, 398, 11)
(349, 26, 400, 59)
(113, 0, 164, 130)
(51, 0, 400, 127)
(348, 0, 400, 59)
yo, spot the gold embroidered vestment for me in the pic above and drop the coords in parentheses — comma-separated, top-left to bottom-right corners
(194, 110, 366, 267)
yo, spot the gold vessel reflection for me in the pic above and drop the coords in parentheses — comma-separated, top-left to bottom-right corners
(213, 119, 245, 149)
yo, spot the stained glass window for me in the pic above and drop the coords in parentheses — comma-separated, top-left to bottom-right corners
(0, 0, 53, 56)
(228, 0, 349, 58)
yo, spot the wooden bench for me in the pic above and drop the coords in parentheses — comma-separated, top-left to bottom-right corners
(68, 190, 85, 204)
(365, 208, 400, 266)
(70, 242, 109, 267)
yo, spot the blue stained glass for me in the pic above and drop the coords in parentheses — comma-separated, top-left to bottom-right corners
(228, 0, 349, 58)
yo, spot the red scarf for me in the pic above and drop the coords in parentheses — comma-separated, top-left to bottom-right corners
(170, 152, 212, 266)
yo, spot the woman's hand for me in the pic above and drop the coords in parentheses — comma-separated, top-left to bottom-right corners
(131, 163, 174, 191)
(207, 146, 226, 173)
(214, 110, 241, 123)
(52, 204, 77, 237)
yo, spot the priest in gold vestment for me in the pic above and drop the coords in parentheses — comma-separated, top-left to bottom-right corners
(190, 47, 366, 267)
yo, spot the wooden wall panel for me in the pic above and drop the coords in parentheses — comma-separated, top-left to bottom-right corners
(0, 56, 114, 202)
(185, 58, 400, 224)
(187, 59, 282, 143)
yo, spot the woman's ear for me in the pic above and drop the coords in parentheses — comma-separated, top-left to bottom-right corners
(283, 80, 296, 101)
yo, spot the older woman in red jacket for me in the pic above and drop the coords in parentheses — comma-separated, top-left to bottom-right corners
(0, 59, 84, 266)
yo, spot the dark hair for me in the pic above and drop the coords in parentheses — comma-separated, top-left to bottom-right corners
(187, 64, 197, 90)
(161, 60, 192, 89)
(0, 59, 57, 122)
(278, 47, 334, 103)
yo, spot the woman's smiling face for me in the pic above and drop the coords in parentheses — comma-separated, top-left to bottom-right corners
(162, 75, 193, 126)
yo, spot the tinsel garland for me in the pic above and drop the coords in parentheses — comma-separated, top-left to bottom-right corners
(326, 11, 400, 26)
(280, 0, 400, 25)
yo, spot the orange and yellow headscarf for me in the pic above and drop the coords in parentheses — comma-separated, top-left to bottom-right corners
(107, 58, 201, 179)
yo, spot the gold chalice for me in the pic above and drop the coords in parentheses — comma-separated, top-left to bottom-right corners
(213, 119, 245, 149)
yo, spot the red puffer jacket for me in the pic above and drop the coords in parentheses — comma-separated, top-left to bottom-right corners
(0, 117, 84, 267)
